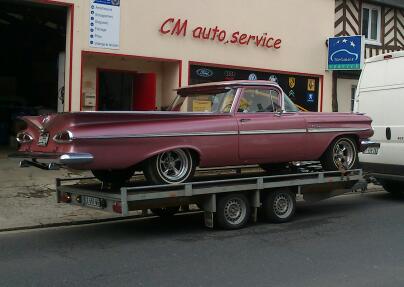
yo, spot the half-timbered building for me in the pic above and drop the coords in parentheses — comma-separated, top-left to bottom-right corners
(334, 0, 404, 112)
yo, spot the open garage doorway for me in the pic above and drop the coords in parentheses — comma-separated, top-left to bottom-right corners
(0, 0, 67, 148)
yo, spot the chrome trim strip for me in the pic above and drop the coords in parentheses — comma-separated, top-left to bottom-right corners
(240, 129, 307, 135)
(307, 127, 370, 133)
(75, 131, 238, 140)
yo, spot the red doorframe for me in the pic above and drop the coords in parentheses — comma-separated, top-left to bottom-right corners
(35, 0, 74, 112)
(188, 61, 325, 112)
(81, 50, 182, 111)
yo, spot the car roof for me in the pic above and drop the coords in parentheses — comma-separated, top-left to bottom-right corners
(176, 80, 281, 91)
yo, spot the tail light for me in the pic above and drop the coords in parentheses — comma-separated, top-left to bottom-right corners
(61, 192, 72, 203)
(53, 130, 73, 143)
(16, 132, 33, 144)
(112, 201, 122, 213)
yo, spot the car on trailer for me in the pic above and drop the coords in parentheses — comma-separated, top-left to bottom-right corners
(11, 80, 377, 186)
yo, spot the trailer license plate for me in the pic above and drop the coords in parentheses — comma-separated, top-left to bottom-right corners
(83, 196, 103, 209)
(37, 133, 49, 146)
(363, 147, 379, 155)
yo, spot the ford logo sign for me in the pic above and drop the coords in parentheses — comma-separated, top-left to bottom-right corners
(196, 68, 213, 78)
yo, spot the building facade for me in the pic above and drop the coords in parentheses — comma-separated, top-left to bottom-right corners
(334, 0, 404, 112)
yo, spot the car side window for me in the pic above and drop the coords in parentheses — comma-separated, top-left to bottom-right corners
(238, 88, 281, 113)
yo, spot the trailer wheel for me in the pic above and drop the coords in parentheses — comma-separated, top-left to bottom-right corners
(263, 189, 296, 223)
(216, 193, 251, 229)
(151, 206, 180, 217)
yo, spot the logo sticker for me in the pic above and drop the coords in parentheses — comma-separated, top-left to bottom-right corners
(306, 93, 315, 103)
(196, 68, 213, 78)
(288, 77, 296, 89)
(307, 79, 316, 92)
(288, 90, 295, 98)
(269, 75, 278, 82)
(248, 73, 257, 80)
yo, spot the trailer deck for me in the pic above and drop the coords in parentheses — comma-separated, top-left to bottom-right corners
(55, 165, 364, 229)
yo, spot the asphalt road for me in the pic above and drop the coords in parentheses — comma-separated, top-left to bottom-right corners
(1, 190, 404, 287)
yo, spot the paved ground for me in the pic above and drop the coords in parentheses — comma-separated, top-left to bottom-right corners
(0, 190, 403, 287)
(0, 150, 115, 231)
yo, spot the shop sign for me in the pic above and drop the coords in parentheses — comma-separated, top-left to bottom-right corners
(160, 18, 282, 50)
(327, 35, 364, 70)
(89, 0, 120, 50)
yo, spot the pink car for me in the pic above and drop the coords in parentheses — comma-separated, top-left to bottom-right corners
(10, 80, 377, 185)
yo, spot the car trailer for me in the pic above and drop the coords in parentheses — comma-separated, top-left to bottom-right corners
(56, 167, 364, 229)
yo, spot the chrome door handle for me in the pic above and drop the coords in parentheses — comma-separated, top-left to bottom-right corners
(240, 119, 251, 123)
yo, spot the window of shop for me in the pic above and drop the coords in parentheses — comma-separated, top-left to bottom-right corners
(362, 3, 381, 45)
(189, 64, 320, 112)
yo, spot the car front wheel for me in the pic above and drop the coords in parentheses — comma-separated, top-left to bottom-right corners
(143, 149, 196, 185)
(321, 137, 359, 171)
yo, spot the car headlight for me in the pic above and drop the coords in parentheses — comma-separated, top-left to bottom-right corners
(16, 132, 33, 144)
(53, 130, 74, 143)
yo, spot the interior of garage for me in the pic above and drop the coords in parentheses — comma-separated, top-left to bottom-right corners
(0, 0, 67, 148)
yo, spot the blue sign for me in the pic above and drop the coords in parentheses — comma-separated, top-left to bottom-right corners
(327, 35, 364, 70)
(306, 93, 315, 103)
(94, 0, 120, 6)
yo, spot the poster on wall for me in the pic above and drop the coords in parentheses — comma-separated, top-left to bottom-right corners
(189, 65, 320, 112)
(89, 0, 120, 50)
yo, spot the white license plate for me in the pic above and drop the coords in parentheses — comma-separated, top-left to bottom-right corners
(83, 196, 103, 209)
(363, 147, 379, 155)
(37, 133, 49, 146)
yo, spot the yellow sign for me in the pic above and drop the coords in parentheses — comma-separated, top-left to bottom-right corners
(307, 79, 316, 92)
(192, 100, 212, 112)
(288, 77, 296, 89)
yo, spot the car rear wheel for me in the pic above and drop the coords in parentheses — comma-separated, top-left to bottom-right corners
(321, 137, 359, 171)
(91, 168, 134, 186)
(143, 149, 196, 185)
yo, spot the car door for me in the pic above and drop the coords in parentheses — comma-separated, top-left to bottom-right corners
(235, 87, 307, 163)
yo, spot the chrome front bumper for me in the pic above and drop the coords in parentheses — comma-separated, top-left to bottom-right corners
(8, 152, 93, 169)
(359, 140, 380, 152)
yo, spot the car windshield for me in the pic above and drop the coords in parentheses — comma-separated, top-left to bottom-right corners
(169, 88, 237, 113)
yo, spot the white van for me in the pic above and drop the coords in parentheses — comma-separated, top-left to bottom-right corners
(354, 50, 404, 194)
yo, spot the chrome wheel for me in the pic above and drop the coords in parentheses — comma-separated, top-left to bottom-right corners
(332, 139, 355, 169)
(272, 193, 293, 219)
(224, 198, 247, 225)
(156, 149, 191, 183)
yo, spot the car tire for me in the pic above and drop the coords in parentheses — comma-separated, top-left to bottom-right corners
(380, 180, 404, 196)
(143, 149, 196, 185)
(91, 168, 134, 186)
(151, 206, 180, 217)
(262, 189, 296, 223)
(216, 193, 251, 229)
(320, 137, 359, 171)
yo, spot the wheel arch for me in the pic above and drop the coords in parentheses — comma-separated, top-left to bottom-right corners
(320, 133, 360, 158)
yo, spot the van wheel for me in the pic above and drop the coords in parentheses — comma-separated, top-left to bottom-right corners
(321, 137, 359, 171)
(381, 180, 404, 196)
(216, 193, 251, 229)
(262, 189, 296, 223)
(143, 149, 196, 185)
(91, 168, 134, 186)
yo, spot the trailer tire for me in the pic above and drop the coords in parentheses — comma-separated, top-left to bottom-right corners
(216, 193, 250, 230)
(262, 189, 296, 223)
(151, 206, 180, 217)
